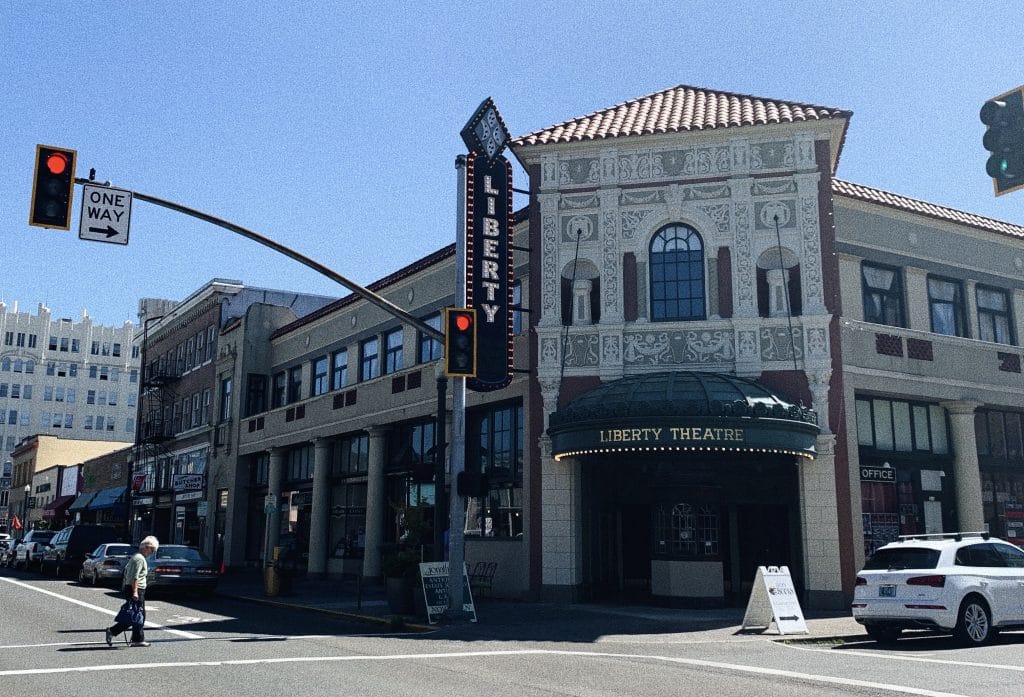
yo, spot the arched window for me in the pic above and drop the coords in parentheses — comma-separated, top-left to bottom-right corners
(650, 224, 705, 321)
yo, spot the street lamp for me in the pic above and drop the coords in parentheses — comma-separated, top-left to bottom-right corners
(22, 484, 30, 532)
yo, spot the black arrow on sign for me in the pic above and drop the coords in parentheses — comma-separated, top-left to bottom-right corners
(88, 226, 120, 238)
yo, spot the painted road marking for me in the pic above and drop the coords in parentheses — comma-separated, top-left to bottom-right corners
(780, 640, 1024, 672)
(0, 576, 203, 639)
(0, 647, 972, 694)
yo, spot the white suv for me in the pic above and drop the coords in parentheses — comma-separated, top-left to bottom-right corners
(852, 532, 1024, 645)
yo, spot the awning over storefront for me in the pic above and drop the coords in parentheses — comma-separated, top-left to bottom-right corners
(68, 492, 97, 512)
(87, 485, 128, 511)
(547, 371, 820, 462)
(42, 495, 76, 519)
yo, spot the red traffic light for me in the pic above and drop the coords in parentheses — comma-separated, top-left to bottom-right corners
(454, 313, 472, 332)
(45, 151, 69, 175)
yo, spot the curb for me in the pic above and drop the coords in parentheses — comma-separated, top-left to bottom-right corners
(227, 593, 435, 633)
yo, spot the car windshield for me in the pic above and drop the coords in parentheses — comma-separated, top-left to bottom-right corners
(863, 546, 941, 571)
(154, 546, 208, 562)
(32, 532, 55, 542)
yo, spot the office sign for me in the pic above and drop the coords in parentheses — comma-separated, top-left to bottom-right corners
(860, 466, 896, 482)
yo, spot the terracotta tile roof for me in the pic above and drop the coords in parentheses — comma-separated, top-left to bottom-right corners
(832, 179, 1024, 240)
(513, 84, 850, 146)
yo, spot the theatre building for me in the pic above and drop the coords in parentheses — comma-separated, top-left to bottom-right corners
(207, 84, 1024, 612)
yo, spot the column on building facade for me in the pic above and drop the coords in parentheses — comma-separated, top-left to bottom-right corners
(903, 267, 931, 332)
(943, 400, 984, 531)
(799, 434, 844, 610)
(362, 426, 388, 579)
(267, 447, 285, 561)
(308, 437, 332, 576)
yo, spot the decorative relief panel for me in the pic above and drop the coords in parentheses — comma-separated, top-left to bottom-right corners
(760, 327, 804, 362)
(733, 202, 755, 312)
(659, 147, 731, 177)
(753, 179, 797, 196)
(750, 142, 795, 170)
(560, 194, 599, 210)
(799, 196, 825, 311)
(621, 208, 654, 240)
(804, 326, 829, 360)
(601, 334, 622, 364)
(619, 152, 664, 181)
(563, 214, 598, 242)
(540, 337, 560, 367)
(695, 204, 730, 234)
(736, 330, 758, 361)
(560, 158, 600, 185)
(688, 184, 730, 200)
(563, 333, 600, 367)
(623, 330, 735, 366)
(602, 210, 619, 315)
(541, 211, 560, 318)
(620, 191, 663, 206)
(754, 200, 795, 230)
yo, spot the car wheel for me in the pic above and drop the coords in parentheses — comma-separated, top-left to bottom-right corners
(954, 595, 992, 646)
(866, 625, 902, 644)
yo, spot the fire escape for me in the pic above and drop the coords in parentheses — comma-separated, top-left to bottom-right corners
(133, 354, 181, 502)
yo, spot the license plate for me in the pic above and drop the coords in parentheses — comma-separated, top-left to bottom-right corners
(879, 584, 896, 598)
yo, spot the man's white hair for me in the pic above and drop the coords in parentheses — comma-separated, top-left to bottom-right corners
(140, 535, 160, 551)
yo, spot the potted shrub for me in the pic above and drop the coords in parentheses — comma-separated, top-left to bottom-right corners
(382, 547, 420, 614)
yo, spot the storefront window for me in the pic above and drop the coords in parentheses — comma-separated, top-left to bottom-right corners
(654, 503, 719, 558)
(465, 401, 524, 539)
(332, 434, 368, 476)
(329, 482, 367, 558)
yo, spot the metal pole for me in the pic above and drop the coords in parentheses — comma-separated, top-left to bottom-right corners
(433, 375, 448, 562)
(446, 155, 468, 620)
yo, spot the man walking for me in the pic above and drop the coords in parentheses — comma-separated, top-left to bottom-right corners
(106, 535, 159, 648)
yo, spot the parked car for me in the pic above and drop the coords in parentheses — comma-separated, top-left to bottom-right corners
(41, 524, 120, 578)
(146, 545, 220, 596)
(79, 543, 134, 586)
(0, 539, 16, 565)
(12, 530, 56, 570)
(852, 532, 1024, 646)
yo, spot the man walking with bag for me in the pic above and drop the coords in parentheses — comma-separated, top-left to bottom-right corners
(106, 535, 159, 648)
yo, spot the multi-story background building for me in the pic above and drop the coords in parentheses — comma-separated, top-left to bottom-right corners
(0, 301, 142, 529)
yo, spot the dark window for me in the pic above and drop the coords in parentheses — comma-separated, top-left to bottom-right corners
(360, 337, 379, 382)
(331, 349, 348, 390)
(286, 366, 302, 404)
(976, 285, 1014, 345)
(311, 356, 329, 396)
(650, 224, 705, 321)
(271, 372, 286, 409)
(332, 434, 369, 476)
(219, 376, 232, 422)
(384, 328, 403, 374)
(862, 262, 905, 327)
(464, 401, 524, 540)
(286, 444, 314, 482)
(928, 275, 967, 337)
(418, 314, 443, 364)
(512, 281, 524, 334)
(245, 374, 268, 416)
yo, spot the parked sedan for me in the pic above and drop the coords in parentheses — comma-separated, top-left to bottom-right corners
(146, 545, 219, 596)
(79, 543, 134, 586)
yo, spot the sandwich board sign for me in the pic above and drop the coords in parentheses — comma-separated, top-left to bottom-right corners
(419, 561, 476, 624)
(741, 565, 808, 635)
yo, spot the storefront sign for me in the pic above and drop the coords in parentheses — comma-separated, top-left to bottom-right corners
(741, 565, 808, 635)
(860, 466, 896, 482)
(461, 98, 513, 393)
(175, 490, 204, 502)
(419, 561, 476, 624)
(133, 496, 154, 506)
(173, 474, 204, 491)
(599, 426, 746, 444)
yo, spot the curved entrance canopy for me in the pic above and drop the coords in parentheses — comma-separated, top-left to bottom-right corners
(547, 371, 819, 462)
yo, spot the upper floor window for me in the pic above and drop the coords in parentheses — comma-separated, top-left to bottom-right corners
(418, 314, 443, 364)
(855, 396, 949, 455)
(928, 275, 967, 337)
(219, 376, 232, 422)
(862, 262, 905, 327)
(331, 349, 348, 390)
(650, 224, 705, 321)
(512, 281, 524, 334)
(384, 328, 403, 374)
(977, 285, 1013, 345)
(360, 337, 379, 382)
(271, 371, 286, 409)
(311, 356, 329, 396)
(286, 366, 303, 404)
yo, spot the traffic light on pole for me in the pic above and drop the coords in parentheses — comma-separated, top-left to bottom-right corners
(444, 307, 477, 378)
(981, 88, 1024, 196)
(29, 144, 77, 229)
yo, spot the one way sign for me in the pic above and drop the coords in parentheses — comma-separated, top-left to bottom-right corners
(79, 184, 132, 245)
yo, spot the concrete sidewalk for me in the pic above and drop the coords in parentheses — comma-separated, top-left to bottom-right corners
(214, 568, 866, 642)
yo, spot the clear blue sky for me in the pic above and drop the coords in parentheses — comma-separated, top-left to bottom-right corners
(2, 2, 1020, 326)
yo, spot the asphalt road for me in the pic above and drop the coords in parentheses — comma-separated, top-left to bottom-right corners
(2, 566, 1024, 697)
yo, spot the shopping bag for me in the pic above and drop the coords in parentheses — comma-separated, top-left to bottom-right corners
(115, 599, 144, 626)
